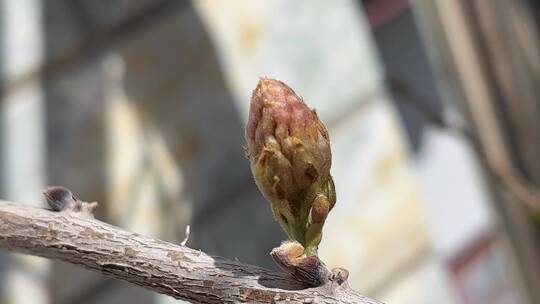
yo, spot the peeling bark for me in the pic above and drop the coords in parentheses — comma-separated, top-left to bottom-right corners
(0, 202, 382, 304)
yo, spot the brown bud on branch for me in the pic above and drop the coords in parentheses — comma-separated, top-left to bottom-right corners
(43, 186, 97, 218)
(271, 241, 331, 286)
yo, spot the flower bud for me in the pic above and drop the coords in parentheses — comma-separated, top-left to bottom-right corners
(245, 78, 336, 256)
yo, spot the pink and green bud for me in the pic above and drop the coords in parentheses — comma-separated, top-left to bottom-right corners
(245, 78, 336, 256)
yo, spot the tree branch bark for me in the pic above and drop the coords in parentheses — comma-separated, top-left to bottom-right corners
(0, 201, 382, 304)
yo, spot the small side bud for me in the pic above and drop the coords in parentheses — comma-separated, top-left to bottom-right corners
(43, 186, 97, 218)
(270, 241, 331, 286)
(44, 186, 78, 211)
(330, 267, 349, 286)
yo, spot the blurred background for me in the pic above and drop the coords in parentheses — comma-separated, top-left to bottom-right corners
(0, 0, 539, 303)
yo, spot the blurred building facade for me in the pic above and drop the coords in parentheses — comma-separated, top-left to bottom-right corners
(0, 0, 538, 304)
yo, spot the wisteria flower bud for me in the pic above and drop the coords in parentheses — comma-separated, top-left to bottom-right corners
(245, 78, 336, 257)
